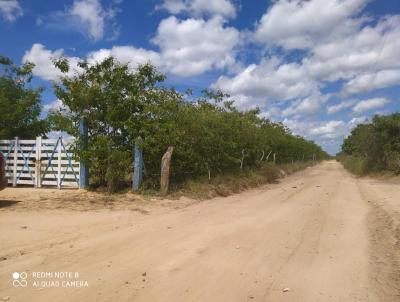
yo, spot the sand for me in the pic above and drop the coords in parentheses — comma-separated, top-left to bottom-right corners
(0, 161, 399, 301)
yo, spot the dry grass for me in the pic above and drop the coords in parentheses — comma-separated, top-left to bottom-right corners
(170, 161, 317, 200)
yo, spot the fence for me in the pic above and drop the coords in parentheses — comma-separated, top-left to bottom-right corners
(0, 137, 80, 188)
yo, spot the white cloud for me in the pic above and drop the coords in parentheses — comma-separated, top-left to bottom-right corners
(327, 100, 356, 115)
(254, 0, 366, 50)
(23, 44, 161, 82)
(43, 99, 66, 113)
(352, 97, 391, 114)
(305, 16, 400, 82)
(87, 46, 161, 68)
(24, 16, 239, 81)
(22, 44, 81, 81)
(152, 16, 239, 76)
(216, 5, 400, 119)
(282, 116, 373, 154)
(310, 120, 347, 139)
(349, 116, 369, 126)
(44, 0, 121, 41)
(343, 69, 400, 95)
(29, 16, 240, 79)
(214, 58, 318, 107)
(283, 118, 348, 141)
(282, 93, 329, 117)
(157, 0, 236, 18)
(0, 0, 22, 22)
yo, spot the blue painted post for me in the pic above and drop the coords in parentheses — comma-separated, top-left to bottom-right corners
(79, 118, 89, 189)
(132, 137, 143, 191)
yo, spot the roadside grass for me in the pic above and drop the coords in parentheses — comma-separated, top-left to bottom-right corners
(169, 161, 317, 200)
(337, 155, 400, 178)
(338, 155, 370, 176)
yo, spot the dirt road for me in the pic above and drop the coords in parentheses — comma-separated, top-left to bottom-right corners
(0, 161, 399, 301)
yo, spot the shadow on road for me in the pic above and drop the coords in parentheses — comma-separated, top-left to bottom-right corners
(0, 199, 21, 208)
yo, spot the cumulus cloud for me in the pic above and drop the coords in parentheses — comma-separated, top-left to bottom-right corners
(254, 0, 367, 50)
(151, 16, 239, 76)
(343, 69, 400, 95)
(43, 99, 66, 113)
(23, 43, 162, 82)
(352, 98, 391, 114)
(157, 0, 236, 18)
(26, 15, 239, 79)
(282, 93, 329, 117)
(214, 57, 318, 107)
(20, 0, 400, 154)
(305, 16, 400, 82)
(309, 120, 348, 139)
(283, 118, 348, 141)
(0, 0, 22, 22)
(87, 46, 161, 68)
(43, 0, 121, 41)
(216, 3, 400, 121)
(348, 116, 369, 126)
(327, 100, 356, 115)
(282, 115, 371, 154)
(22, 44, 81, 81)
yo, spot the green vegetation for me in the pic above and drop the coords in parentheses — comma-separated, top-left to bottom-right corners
(0, 56, 48, 139)
(338, 113, 400, 175)
(49, 57, 329, 192)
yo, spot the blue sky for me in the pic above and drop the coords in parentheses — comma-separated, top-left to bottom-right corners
(1, 0, 400, 154)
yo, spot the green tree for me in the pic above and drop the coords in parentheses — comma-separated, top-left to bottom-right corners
(0, 56, 48, 139)
(50, 56, 329, 192)
(49, 57, 167, 191)
(340, 113, 400, 174)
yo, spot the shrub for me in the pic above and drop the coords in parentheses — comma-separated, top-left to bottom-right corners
(49, 57, 330, 192)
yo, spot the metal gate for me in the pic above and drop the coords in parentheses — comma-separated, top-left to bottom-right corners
(0, 137, 80, 188)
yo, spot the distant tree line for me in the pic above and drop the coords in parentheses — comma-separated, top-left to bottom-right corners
(338, 113, 400, 175)
(1, 55, 329, 191)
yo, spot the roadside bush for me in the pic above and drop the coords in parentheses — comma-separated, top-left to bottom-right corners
(260, 162, 281, 182)
(339, 113, 400, 175)
(106, 150, 131, 193)
(47, 56, 329, 192)
(338, 155, 369, 176)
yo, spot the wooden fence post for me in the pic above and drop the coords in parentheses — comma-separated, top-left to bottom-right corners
(35, 136, 42, 188)
(160, 146, 173, 196)
(79, 119, 89, 189)
(132, 138, 143, 191)
(12, 137, 18, 187)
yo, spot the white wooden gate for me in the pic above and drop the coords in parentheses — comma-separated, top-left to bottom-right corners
(0, 137, 80, 188)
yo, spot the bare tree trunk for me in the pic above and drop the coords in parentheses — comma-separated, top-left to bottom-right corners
(206, 163, 211, 182)
(160, 146, 174, 196)
(266, 150, 272, 162)
(240, 149, 245, 170)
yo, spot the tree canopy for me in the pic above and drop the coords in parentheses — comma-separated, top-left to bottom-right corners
(0, 56, 48, 139)
(340, 113, 400, 174)
(49, 57, 329, 191)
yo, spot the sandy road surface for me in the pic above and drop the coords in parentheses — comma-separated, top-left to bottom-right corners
(0, 161, 399, 302)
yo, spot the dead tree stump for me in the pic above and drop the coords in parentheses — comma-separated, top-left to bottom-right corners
(160, 146, 174, 196)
